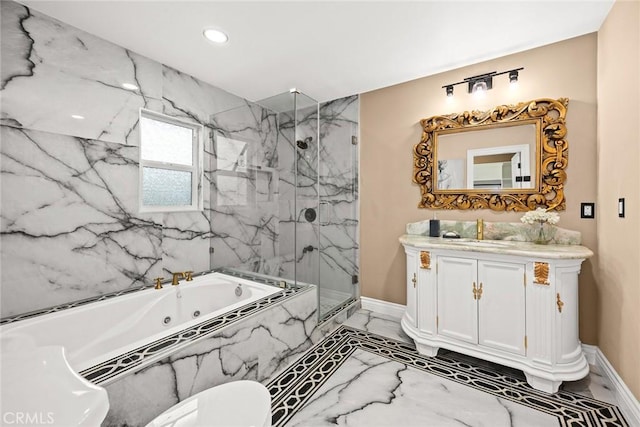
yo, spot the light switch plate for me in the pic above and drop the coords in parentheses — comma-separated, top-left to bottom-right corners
(618, 198, 625, 218)
(581, 202, 595, 219)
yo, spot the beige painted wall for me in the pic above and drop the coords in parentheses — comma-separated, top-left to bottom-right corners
(360, 34, 599, 345)
(596, 0, 640, 399)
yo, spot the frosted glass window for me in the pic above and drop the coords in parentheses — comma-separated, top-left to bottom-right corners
(140, 116, 193, 166)
(142, 168, 192, 206)
(139, 110, 202, 212)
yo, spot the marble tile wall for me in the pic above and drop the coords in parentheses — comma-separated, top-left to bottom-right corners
(209, 103, 280, 274)
(0, 1, 163, 145)
(406, 218, 583, 245)
(0, 0, 360, 318)
(0, 126, 163, 315)
(0, 1, 262, 317)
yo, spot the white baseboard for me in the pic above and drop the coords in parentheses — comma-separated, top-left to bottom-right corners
(588, 345, 640, 425)
(582, 343, 598, 365)
(360, 296, 405, 319)
(361, 301, 638, 424)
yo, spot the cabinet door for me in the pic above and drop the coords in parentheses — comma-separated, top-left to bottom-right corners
(437, 256, 478, 344)
(555, 266, 581, 363)
(478, 260, 526, 355)
(404, 248, 418, 328)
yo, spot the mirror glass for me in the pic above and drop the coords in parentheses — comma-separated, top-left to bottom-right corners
(435, 123, 537, 191)
(413, 98, 569, 212)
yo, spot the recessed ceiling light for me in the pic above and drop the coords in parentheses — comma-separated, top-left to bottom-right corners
(122, 82, 139, 91)
(203, 28, 229, 44)
(71, 114, 85, 120)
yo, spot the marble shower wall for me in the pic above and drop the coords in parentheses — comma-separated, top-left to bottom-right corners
(0, 1, 265, 316)
(209, 103, 280, 275)
(278, 96, 359, 300)
(276, 105, 321, 286)
(274, 95, 359, 304)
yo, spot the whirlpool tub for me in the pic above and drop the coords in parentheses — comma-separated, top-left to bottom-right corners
(0, 272, 288, 384)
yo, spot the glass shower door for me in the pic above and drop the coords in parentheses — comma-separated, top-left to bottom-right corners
(210, 90, 359, 322)
(317, 95, 359, 319)
(291, 92, 320, 293)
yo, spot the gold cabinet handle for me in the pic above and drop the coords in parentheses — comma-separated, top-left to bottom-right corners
(556, 293, 564, 313)
(472, 282, 477, 300)
(412, 273, 417, 288)
(477, 282, 483, 300)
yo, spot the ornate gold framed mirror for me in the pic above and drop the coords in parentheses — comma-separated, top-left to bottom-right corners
(413, 97, 568, 211)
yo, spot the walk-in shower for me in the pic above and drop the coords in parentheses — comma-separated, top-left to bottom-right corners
(209, 90, 359, 320)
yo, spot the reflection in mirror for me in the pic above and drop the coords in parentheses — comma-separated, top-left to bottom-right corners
(471, 151, 525, 190)
(435, 123, 536, 191)
(414, 98, 569, 211)
(467, 143, 533, 190)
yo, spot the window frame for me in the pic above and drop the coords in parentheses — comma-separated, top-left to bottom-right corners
(138, 109, 204, 213)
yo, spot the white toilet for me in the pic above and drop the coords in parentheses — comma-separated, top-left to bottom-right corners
(1, 333, 271, 427)
(146, 380, 272, 427)
(0, 333, 110, 427)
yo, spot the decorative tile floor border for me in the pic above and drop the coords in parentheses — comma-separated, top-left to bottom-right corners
(81, 287, 302, 385)
(267, 326, 628, 427)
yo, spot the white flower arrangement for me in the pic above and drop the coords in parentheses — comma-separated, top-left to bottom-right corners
(520, 208, 560, 225)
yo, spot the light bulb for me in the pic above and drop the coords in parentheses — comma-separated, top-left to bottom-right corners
(203, 28, 229, 44)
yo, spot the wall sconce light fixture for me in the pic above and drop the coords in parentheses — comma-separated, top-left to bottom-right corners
(509, 70, 519, 84)
(471, 79, 489, 93)
(442, 67, 523, 97)
(446, 85, 454, 97)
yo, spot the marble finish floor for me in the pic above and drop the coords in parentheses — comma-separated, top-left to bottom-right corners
(266, 310, 628, 426)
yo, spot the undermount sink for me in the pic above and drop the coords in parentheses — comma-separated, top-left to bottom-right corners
(0, 333, 109, 427)
(446, 239, 514, 248)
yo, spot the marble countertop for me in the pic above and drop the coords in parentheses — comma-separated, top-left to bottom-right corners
(399, 235, 594, 259)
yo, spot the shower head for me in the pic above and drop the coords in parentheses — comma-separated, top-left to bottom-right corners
(296, 136, 313, 150)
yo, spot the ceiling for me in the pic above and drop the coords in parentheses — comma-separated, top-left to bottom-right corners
(20, 1, 614, 103)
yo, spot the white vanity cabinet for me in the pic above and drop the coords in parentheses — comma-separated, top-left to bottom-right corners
(437, 257, 526, 355)
(400, 236, 593, 394)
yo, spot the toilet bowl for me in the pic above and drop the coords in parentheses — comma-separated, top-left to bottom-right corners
(0, 333, 109, 427)
(146, 380, 272, 427)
